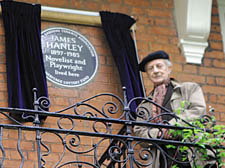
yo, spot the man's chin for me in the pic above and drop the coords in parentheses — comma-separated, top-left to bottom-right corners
(153, 80, 164, 86)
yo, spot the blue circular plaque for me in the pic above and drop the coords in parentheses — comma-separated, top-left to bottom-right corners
(41, 27, 98, 87)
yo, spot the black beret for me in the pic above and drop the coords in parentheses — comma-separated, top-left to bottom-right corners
(139, 50, 169, 72)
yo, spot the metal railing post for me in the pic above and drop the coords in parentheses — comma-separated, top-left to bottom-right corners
(33, 88, 42, 168)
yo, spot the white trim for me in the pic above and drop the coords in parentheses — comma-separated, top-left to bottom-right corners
(174, 0, 212, 64)
(217, 0, 225, 53)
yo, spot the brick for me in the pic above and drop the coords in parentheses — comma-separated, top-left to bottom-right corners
(172, 63, 182, 72)
(203, 58, 212, 67)
(48, 88, 78, 97)
(208, 103, 225, 113)
(92, 82, 119, 93)
(0, 56, 6, 64)
(212, 6, 219, 15)
(125, 0, 150, 7)
(0, 45, 5, 54)
(20, 141, 34, 150)
(95, 46, 111, 56)
(107, 0, 123, 3)
(199, 67, 225, 77)
(155, 35, 170, 44)
(205, 51, 224, 59)
(89, 36, 104, 47)
(147, 9, 172, 18)
(220, 112, 225, 121)
(150, 0, 173, 9)
(155, 18, 174, 27)
(213, 59, 225, 68)
(149, 27, 177, 36)
(98, 56, 106, 65)
(16, 0, 37, 4)
(218, 95, 225, 104)
(85, 2, 101, 11)
(136, 16, 155, 26)
(24, 131, 36, 141)
(177, 74, 205, 84)
(0, 92, 6, 101)
(101, 4, 129, 13)
(210, 25, 221, 32)
(170, 53, 186, 63)
(40, 0, 68, 7)
(0, 73, 6, 82)
(209, 33, 222, 41)
(210, 41, 223, 50)
(106, 55, 115, 66)
(70, 0, 83, 8)
(109, 72, 121, 85)
(212, 111, 221, 121)
(209, 94, 217, 103)
(3, 139, 17, 149)
(97, 65, 113, 73)
(169, 37, 179, 45)
(211, 16, 220, 24)
(183, 64, 198, 74)
(0, 83, 7, 91)
(94, 72, 110, 83)
(27, 151, 38, 161)
(136, 40, 151, 52)
(212, 0, 218, 5)
(136, 33, 156, 42)
(50, 143, 65, 153)
(216, 77, 225, 86)
(0, 26, 5, 36)
(51, 97, 70, 106)
(135, 24, 148, 34)
(78, 89, 96, 100)
(150, 43, 180, 55)
(4, 160, 25, 168)
(202, 85, 225, 95)
(0, 101, 8, 107)
(9, 150, 27, 160)
(206, 76, 216, 85)
(0, 64, 6, 72)
(131, 7, 145, 15)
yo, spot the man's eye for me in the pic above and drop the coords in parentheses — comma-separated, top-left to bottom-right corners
(148, 67, 153, 71)
(157, 64, 163, 68)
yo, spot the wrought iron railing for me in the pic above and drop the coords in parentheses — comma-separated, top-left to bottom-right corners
(0, 87, 223, 168)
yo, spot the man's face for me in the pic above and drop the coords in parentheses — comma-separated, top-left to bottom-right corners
(145, 59, 171, 86)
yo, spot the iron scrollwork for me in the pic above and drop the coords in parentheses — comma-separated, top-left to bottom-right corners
(0, 88, 223, 168)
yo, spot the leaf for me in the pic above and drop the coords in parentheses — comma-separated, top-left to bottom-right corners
(176, 107, 182, 115)
(172, 164, 179, 168)
(166, 145, 176, 149)
(180, 101, 186, 109)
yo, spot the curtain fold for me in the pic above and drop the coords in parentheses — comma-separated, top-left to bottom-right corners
(1, 1, 48, 121)
(100, 11, 144, 116)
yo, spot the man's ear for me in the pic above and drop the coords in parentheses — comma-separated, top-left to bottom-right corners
(168, 66, 172, 74)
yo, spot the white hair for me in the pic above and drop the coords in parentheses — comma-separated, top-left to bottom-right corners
(164, 59, 172, 67)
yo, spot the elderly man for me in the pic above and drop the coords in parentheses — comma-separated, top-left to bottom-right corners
(133, 50, 206, 168)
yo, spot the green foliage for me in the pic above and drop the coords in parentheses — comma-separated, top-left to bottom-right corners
(171, 165, 179, 168)
(167, 101, 225, 167)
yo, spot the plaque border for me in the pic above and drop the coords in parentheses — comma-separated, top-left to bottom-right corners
(41, 27, 99, 88)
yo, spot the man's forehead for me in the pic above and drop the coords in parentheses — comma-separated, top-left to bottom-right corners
(146, 59, 166, 66)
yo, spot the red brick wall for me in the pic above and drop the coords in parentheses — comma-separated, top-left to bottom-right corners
(0, 0, 224, 167)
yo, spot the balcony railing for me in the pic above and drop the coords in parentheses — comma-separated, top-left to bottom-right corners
(0, 87, 223, 168)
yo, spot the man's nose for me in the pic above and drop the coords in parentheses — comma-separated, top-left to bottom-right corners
(153, 66, 159, 72)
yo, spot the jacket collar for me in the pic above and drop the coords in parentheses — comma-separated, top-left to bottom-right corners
(170, 79, 182, 89)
